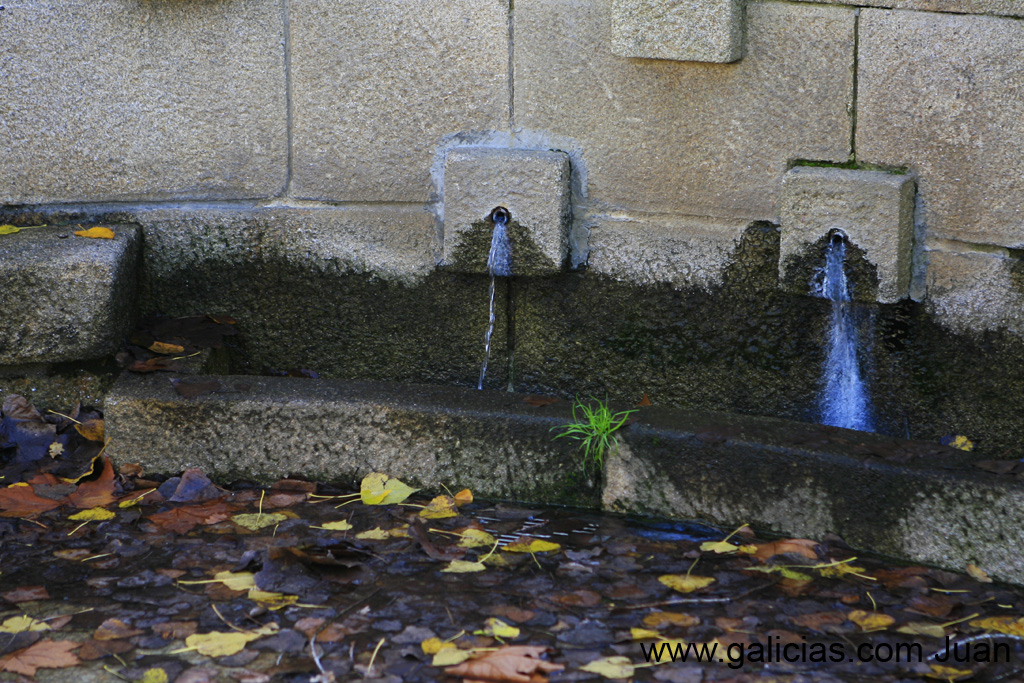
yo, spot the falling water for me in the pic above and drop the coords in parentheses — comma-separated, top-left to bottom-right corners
(813, 234, 874, 432)
(478, 209, 511, 390)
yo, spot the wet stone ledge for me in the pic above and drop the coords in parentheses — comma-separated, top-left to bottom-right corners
(105, 373, 1024, 584)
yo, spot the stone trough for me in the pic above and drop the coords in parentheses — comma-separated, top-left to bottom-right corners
(104, 371, 1024, 585)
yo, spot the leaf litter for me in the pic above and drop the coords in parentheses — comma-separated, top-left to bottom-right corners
(2, 397, 1024, 681)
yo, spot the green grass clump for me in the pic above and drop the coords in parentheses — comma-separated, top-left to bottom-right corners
(551, 396, 637, 475)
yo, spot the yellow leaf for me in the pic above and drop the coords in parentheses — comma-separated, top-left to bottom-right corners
(700, 540, 741, 554)
(441, 560, 486, 573)
(737, 544, 758, 554)
(74, 227, 114, 239)
(48, 442, 64, 458)
(213, 571, 256, 591)
(74, 419, 105, 442)
(231, 512, 288, 531)
(420, 637, 455, 655)
(746, 565, 814, 581)
(658, 574, 715, 593)
(247, 589, 298, 610)
(68, 507, 116, 522)
(818, 562, 870, 580)
(966, 563, 992, 583)
(849, 610, 894, 632)
(897, 622, 946, 638)
(139, 669, 169, 683)
(454, 489, 473, 506)
(432, 648, 475, 666)
(420, 494, 459, 519)
(356, 527, 395, 540)
(579, 655, 635, 679)
(479, 618, 519, 639)
(630, 628, 661, 640)
(926, 664, 974, 681)
(503, 538, 561, 554)
(359, 472, 418, 505)
(458, 528, 496, 548)
(969, 616, 1024, 637)
(949, 435, 974, 452)
(642, 612, 699, 629)
(0, 616, 51, 634)
(181, 623, 278, 657)
(317, 520, 353, 531)
(148, 341, 185, 355)
(0, 225, 20, 235)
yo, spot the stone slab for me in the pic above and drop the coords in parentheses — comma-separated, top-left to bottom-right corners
(0, 0, 288, 204)
(791, 0, 1023, 19)
(779, 166, 916, 303)
(0, 225, 139, 364)
(611, 0, 744, 63)
(858, 10, 1024, 248)
(289, 0, 510, 202)
(924, 248, 1024, 336)
(104, 372, 1024, 583)
(443, 148, 572, 275)
(515, 0, 854, 219)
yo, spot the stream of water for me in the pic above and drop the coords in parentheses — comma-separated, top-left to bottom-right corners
(478, 210, 511, 390)
(813, 234, 874, 432)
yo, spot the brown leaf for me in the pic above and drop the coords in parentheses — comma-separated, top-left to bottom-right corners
(0, 485, 62, 517)
(523, 395, 559, 407)
(790, 611, 849, 632)
(753, 538, 819, 562)
(94, 618, 144, 641)
(0, 639, 79, 676)
(147, 499, 236, 534)
(65, 456, 117, 509)
(78, 637, 133, 661)
(2, 395, 44, 422)
(129, 357, 181, 373)
(444, 645, 564, 683)
(489, 606, 537, 624)
(551, 590, 601, 608)
(170, 378, 222, 399)
(269, 479, 318, 494)
(148, 341, 185, 355)
(2, 586, 50, 603)
(636, 393, 652, 407)
(152, 621, 198, 640)
(74, 419, 105, 443)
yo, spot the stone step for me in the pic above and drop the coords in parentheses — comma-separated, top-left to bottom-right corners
(104, 372, 1024, 584)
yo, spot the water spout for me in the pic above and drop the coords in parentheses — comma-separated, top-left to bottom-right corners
(478, 208, 511, 390)
(813, 233, 874, 432)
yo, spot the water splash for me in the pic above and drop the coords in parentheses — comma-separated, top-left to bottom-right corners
(478, 209, 511, 390)
(812, 234, 874, 432)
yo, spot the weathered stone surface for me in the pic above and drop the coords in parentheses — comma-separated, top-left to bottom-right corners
(443, 148, 572, 275)
(611, 0, 744, 63)
(105, 374, 598, 507)
(779, 166, 916, 303)
(858, 10, 1024, 248)
(0, 0, 287, 204)
(603, 406, 1024, 584)
(0, 361, 120, 412)
(791, 0, 1023, 18)
(289, 0, 510, 202)
(585, 215, 754, 290)
(515, 0, 854, 219)
(924, 248, 1024, 336)
(0, 225, 139, 364)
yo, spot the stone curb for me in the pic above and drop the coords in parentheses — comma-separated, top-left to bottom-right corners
(105, 373, 1024, 583)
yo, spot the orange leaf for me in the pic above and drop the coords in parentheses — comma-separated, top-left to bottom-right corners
(94, 618, 144, 640)
(73, 227, 114, 239)
(74, 419, 105, 442)
(147, 499, 236, 534)
(753, 538, 819, 562)
(444, 645, 564, 683)
(0, 640, 79, 676)
(148, 341, 185, 355)
(65, 456, 117, 509)
(454, 489, 474, 506)
(0, 484, 62, 518)
(636, 393, 652, 407)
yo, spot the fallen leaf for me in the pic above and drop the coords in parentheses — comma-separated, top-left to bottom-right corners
(454, 489, 473, 506)
(848, 610, 894, 632)
(231, 512, 288, 531)
(147, 499, 235, 534)
(68, 507, 115, 522)
(65, 456, 117, 509)
(355, 526, 409, 540)
(0, 224, 20, 235)
(897, 622, 947, 638)
(316, 520, 353, 531)
(73, 419, 105, 442)
(178, 623, 278, 657)
(433, 647, 476, 666)
(969, 616, 1024, 637)
(753, 538, 819, 562)
(0, 483, 62, 517)
(503, 538, 561, 554)
(246, 589, 299, 610)
(641, 612, 699, 629)
(444, 645, 563, 682)
(139, 669, 170, 683)
(2, 586, 49, 603)
(479, 618, 519, 639)
(0, 616, 50, 634)
(421, 637, 456, 655)
(420, 494, 459, 519)
(746, 565, 814, 581)
(148, 341, 186, 355)
(580, 655, 634, 679)
(0, 639, 79, 676)
(941, 435, 974, 452)
(630, 628, 661, 640)
(442, 560, 486, 573)
(359, 472, 418, 505)
(458, 528, 496, 548)
(93, 618, 144, 641)
(966, 563, 992, 583)
(926, 664, 974, 681)
(658, 574, 715, 593)
(152, 621, 198, 640)
(636, 393, 653, 407)
(73, 227, 114, 239)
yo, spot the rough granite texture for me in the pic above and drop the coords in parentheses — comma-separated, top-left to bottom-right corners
(0, 225, 139, 364)
(288, 0, 510, 202)
(858, 10, 1024, 248)
(790, 0, 1023, 18)
(611, 0, 745, 63)
(779, 166, 916, 303)
(924, 248, 1024, 336)
(103, 373, 1024, 583)
(514, 0, 854, 219)
(0, 0, 288, 204)
(443, 148, 572, 275)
